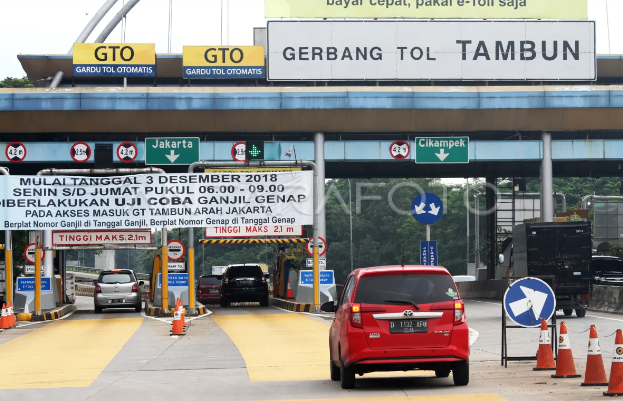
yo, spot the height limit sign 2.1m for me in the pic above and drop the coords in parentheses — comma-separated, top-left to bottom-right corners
(415, 137, 469, 164)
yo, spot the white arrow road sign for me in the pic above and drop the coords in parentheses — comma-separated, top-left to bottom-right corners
(414, 203, 426, 214)
(428, 203, 441, 216)
(165, 150, 180, 163)
(508, 286, 548, 320)
(435, 149, 449, 161)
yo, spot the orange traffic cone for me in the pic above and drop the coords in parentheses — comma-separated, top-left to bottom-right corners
(604, 329, 623, 396)
(0, 304, 8, 330)
(171, 310, 185, 336)
(552, 322, 581, 378)
(177, 298, 185, 327)
(534, 318, 556, 371)
(285, 279, 294, 299)
(8, 302, 15, 328)
(581, 325, 608, 386)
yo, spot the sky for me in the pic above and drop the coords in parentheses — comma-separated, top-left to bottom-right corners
(0, 0, 622, 79)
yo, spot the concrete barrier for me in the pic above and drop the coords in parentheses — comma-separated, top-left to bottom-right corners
(456, 280, 509, 300)
(590, 285, 623, 314)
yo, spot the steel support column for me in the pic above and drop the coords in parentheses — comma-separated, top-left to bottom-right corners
(541, 132, 554, 223)
(486, 175, 497, 280)
(314, 132, 326, 269)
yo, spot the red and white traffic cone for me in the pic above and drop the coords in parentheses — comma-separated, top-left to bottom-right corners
(0, 304, 8, 330)
(604, 329, 623, 396)
(285, 279, 294, 299)
(8, 302, 15, 328)
(552, 322, 581, 379)
(171, 310, 185, 336)
(581, 325, 608, 386)
(534, 318, 556, 371)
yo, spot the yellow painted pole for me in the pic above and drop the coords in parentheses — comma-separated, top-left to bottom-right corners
(189, 247, 195, 309)
(313, 246, 319, 308)
(161, 228, 168, 311)
(35, 233, 42, 314)
(5, 240, 11, 303)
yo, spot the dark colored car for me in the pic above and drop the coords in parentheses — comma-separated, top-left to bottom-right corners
(196, 275, 222, 304)
(220, 264, 270, 307)
(321, 266, 469, 389)
(592, 255, 623, 286)
(94, 269, 143, 313)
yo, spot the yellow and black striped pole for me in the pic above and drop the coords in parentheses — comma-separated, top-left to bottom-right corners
(198, 238, 310, 245)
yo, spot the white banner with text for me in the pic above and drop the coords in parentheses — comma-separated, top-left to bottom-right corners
(0, 172, 313, 230)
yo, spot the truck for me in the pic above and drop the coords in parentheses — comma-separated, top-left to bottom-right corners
(501, 221, 592, 318)
(212, 266, 228, 275)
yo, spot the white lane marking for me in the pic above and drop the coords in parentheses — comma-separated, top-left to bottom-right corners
(141, 308, 213, 324)
(469, 327, 480, 346)
(586, 314, 623, 323)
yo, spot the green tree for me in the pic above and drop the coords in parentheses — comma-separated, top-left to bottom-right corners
(0, 77, 33, 88)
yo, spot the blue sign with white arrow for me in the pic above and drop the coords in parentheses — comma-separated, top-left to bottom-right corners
(503, 277, 556, 328)
(411, 192, 443, 225)
(420, 241, 438, 266)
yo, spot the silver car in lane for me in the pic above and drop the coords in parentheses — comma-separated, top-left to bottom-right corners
(94, 269, 143, 313)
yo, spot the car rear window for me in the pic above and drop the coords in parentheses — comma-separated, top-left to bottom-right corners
(99, 272, 134, 284)
(228, 266, 263, 279)
(354, 274, 459, 305)
(593, 259, 623, 273)
(200, 276, 221, 285)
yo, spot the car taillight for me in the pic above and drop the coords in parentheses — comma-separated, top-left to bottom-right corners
(581, 294, 591, 300)
(132, 283, 138, 293)
(351, 303, 363, 328)
(224, 278, 229, 285)
(95, 285, 102, 293)
(454, 301, 465, 326)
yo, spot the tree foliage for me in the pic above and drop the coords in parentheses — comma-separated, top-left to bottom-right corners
(0, 77, 33, 88)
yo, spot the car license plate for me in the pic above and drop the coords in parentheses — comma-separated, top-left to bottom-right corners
(241, 281, 252, 286)
(210, 290, 219, 293)
(109, 299, 124, 304)
(389, 319, 427, 334)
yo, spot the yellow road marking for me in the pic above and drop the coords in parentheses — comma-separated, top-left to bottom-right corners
(0, 318, 143, 389)
(260, 396, 507, 401)
(213, 314, 329, 381)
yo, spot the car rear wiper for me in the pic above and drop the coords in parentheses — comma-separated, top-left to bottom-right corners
(383, 299, 420, 310)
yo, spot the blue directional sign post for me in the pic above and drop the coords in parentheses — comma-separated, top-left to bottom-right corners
(420, 241, 438, 266)
(412, 192, 443, 264)
(503, 277, 556, 328)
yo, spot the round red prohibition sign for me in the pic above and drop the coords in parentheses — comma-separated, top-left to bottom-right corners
(6, 142, 26, 163)
(70, 142, 91, 163)
(306, 237, 327, 258)
(167, 240, 186, 261)
(24, 243, 46, 264)
(390, 140, 410, 160)
(231, 142, 247, 162)
(117, 142, 138, 163)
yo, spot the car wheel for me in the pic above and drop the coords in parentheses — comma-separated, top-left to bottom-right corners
(452, 361, 469, 386)
(330, 350, 340, 381)
(340, 356, 356, 389)
(575, 308, 586, 318)
(435, 368, 451, 378)
(260, 296, 269, 307)
(94, 306, 102, 314)
(135, 303, 143, 313)
(563, 309, 573, 316)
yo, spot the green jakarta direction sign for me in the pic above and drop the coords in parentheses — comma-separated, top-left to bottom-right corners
(145, 138, 200, 165)
(415, 137, 469, 164)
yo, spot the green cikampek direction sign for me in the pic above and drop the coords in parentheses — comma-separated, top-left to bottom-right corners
(415, 137, 469, 164)
(145, 138, 200, 165)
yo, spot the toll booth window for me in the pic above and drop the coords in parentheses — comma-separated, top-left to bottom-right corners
(99, 273, 134, 284)
(229, 265, 263, 278)
(200, 276, 221, 285)
(354, 274, 457, 305)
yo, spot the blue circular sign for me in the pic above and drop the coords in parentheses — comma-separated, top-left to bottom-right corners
(503, 277, 556, 328)
(411, 192, 444, 225)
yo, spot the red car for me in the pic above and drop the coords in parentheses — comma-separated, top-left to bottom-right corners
(321, 265, 469, 389)
(196, 275, 222, 304)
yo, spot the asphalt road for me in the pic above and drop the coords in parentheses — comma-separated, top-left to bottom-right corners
(0, 298, 620, 401)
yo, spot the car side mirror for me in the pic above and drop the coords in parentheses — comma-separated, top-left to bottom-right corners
(264, 273, 270, 279)
(498, 254, 505, 265)
(320, 301, 337, 313)
(138, 281, 144, 286)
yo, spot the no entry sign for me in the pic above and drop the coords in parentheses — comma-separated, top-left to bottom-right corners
(306, 237, 327, 257)
(167, 240, 186, 261)
(24, 243, 46, 264)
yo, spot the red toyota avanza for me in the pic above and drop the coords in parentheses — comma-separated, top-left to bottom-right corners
(321, 266, 469, 389)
